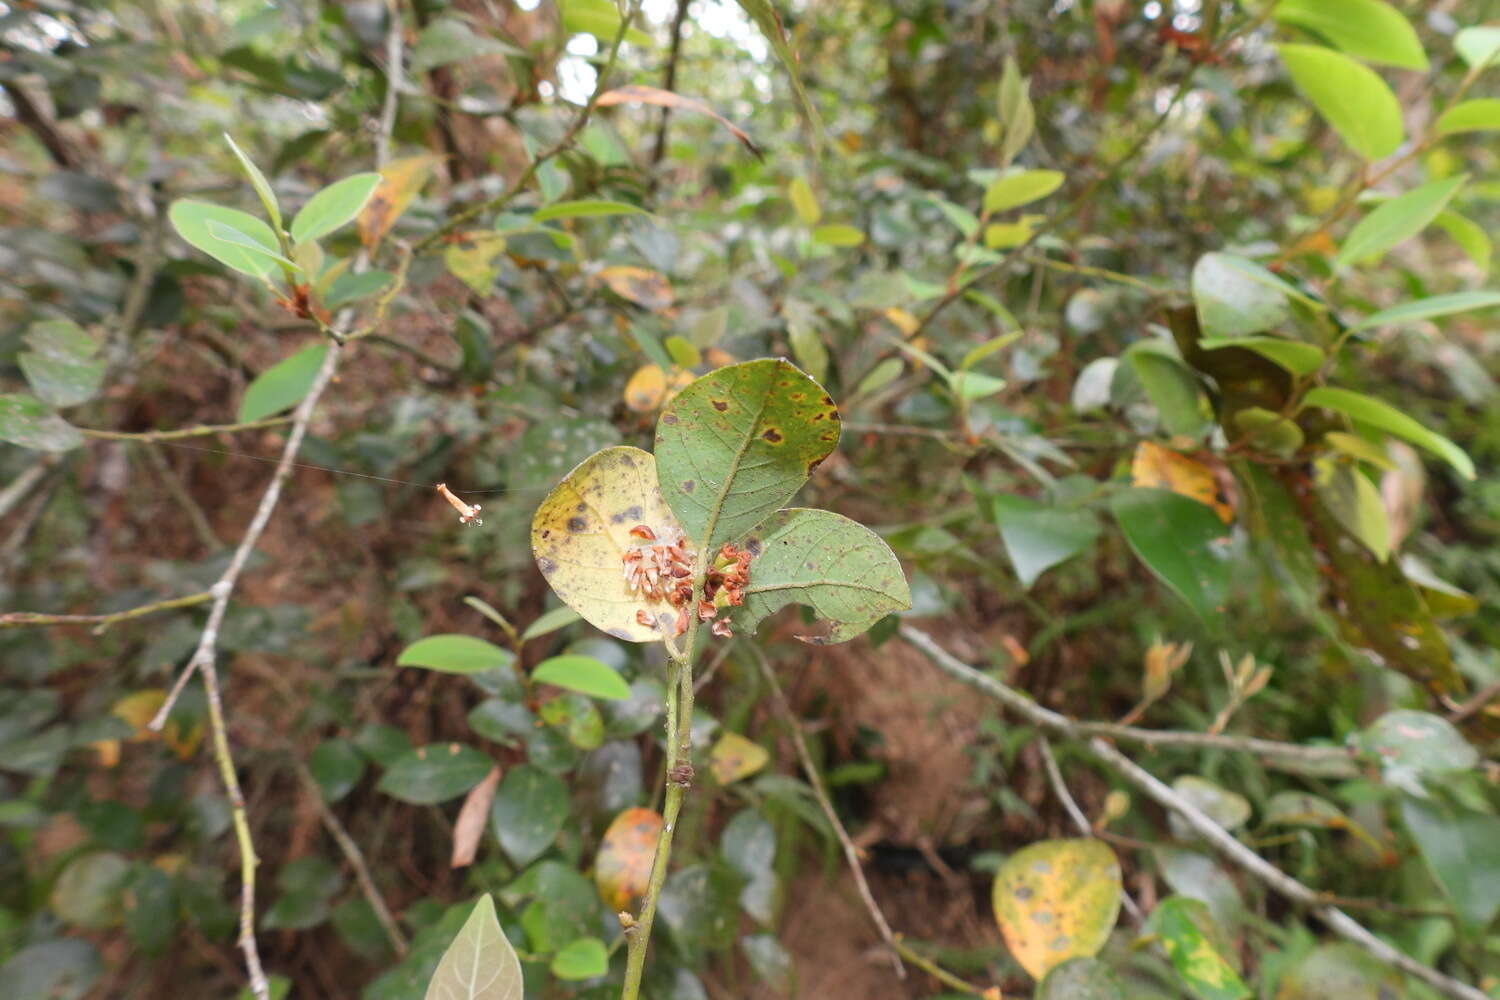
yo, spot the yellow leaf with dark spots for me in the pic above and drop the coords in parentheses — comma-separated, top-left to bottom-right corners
(992, 838, 1121, 981)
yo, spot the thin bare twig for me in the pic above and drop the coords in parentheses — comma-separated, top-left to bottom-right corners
(890, 938, 989, 997)
(142, 443, 221, 549)
(1, 590, 214, 632)
(0, 458, 54, 521)
(749, 648, 906, 979)
(901, 625, 1488, 1000)
(78, 417, 292, 442)
(1037, 735, 1144, 925)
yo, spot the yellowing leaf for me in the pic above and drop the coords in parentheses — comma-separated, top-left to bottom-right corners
(985, 221, 1034, 248)
(359, 154, 439, 249)
(788, 176, 821, 225)
(598, 266, 674, 310)
(444, 232, 506, 295)
(110, 689, 202, 759)
(992, 838, 1122, 981)
(531, 446, 687, 642)
(811, 223, 864, 247)
(595, 807, 663, 911)
(709, 732, 769, 784)
(1131, 442, 1232, 523)
(883, 307, 919, 336)
(624, 364, 668, 412)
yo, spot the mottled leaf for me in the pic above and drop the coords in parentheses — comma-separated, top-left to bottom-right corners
(1132, 442, 1232, 523)
(1146, 896, 1249, 1000)
(360, 154, 439, 249)
(1191, 252, 1291, 339)
(0, 393, 82, 451)
(1361, 710, 1477, 794)
(595, 807, 663, 911)
(709, 732, 769, 784)
(992, 838, 1121, 981)
(731, 508, 910, 643)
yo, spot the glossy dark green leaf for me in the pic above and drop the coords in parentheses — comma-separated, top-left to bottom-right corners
(423, 894, 523, 1000)
(992, 494, 1100, 588)
(731, 508, 911, 643)
(655, 359, 841, 553)
(1110, 488, 1230, 624)
(310, 738, 366, 802)
(377, 744, 493, 804)
(491, 764, 570, 866)
(238, 343, 329, 423)
(1125, 345, 1210, 437)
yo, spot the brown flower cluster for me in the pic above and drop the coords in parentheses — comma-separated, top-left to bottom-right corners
(623, 525, 750, 638)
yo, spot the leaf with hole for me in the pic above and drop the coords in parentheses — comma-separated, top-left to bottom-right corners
(423, 894, 523, 1000)
(992, 838, 1121, 981)
(238, 343, 328, 423)
(1276, 44, 1403, 160)
(19, 320, 104, 408)
(730, 509, 910, 643)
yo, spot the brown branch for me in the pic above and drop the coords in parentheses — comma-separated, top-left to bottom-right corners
(649, 0, 692, 170)
(1, 80, 80, 168)
(901, 625, 1487, 1000)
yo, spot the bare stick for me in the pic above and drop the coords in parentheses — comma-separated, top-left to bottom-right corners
(0, 458, 54, 521)
(79, 416, 292, 442)
(750, 648, 906, 979)
(901, 625, 1487, 1000)
(1037, 736, 1143, 925)
(1, 590, 214, 632)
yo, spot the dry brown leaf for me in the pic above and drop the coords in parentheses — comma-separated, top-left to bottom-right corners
(597, 85, 764, 159)
(450, 765, 501, 869)
(359, 154, 440, 250)
(1131, 441, 1232, 523)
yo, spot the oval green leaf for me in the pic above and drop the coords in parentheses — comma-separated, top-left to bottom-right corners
(168, 199, 283, 278)
(1146, 896, 1250, 1000)
(397, 634, 516, 675)
(291, 173, 381, 244)
(0, 393, 83, 452)
(1435, 98, 1500, 136)
(1350, 290, 1500, 331)
(1038, 958, 1127, 1000)
(377, 744, 493, 805)
(1300, 386, 1474, 479)
(531, 655, 630, 700)
(550, 937, 608, 981)
(1361, 709, 1477, 794)
(424, 894, 523, 1000)
(992, 838, 1122, 981)
(1276, 44, 1403, 160)
(1335, 175, 1468, 268)
(491, 764, 570, 866)
(730, 508, 910, 644)
(238, 343, 329, 423)
(1110, 487, 1230, 624)
(983, 169, 1065, 214)
(1455, 26, 1500, 70)
(992, 494, 1101, 589)
(1191, 252, 1292, 339)
(655, 359, 841, 553)
(533, 199, 648, 223)
(1273, 0, 1427, 70)
(1399, 795, 1500, 931)
(811, 223, 865, 247)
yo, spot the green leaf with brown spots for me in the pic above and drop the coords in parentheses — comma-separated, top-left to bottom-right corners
(654, 359, 841, 554)
(1145, 896, 1249, 1000)
(530, 446, 687, 643)
(731, 508, 910, 643)
(992, 838, 1122, 981)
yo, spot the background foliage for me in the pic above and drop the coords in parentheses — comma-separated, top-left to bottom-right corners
(2, 0, 1500, 997)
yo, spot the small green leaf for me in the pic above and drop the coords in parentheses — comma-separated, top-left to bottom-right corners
(169, 199, 283, 278)
(377, 744, 494, 805)
(1276, 44, 1403, 160)
(423, 895, 524, 1000)
(1272, 0, 1427, 69)
(927, 194, 979, 238)
(731, 508, 911, 644)
(0, 393, 83, 452)
(291, 173, 381, 244)
(1110, 488, 1230, 623)
(521, 606, 582, 641)
(491, 764, 570, 866)
(309, 739, 366, 803)
(1401, 795, 1500, 931)
(1435, 98, 1500, 135)
(51, 852, 130, 930)
(1191, 252, 1291, 339)
(992, 839, 1121, 981)
(1350, 290, 1500, 330)
(788, 176, 820, 225)
(1125, 344, 1210, 437)
(1146, 896, 1249, 1000)
(1335, 175, 1468, 268)
(992, 494, 1100, 588)
(397, 635, 515, 675)
(533, 199, 649, 223)
(559, 0, 652, 46)
(1434, 210, 1492, 273)
(1037, 958, 1126, 1000)
(1300, 386, 1474, 479)
(224, 133, 282, 231)
(323, 269, 395, 308)
(410, 16, 522, 73)
(664, 335, 701, 370)
(655, 359, 841, 553)
(811, 223, 865, 247)
(550, 937, 608, 981)
(19, 343, 105, 408)
(532, 655, 630, 700)
(238, 343, 329, 423)
(205, 221, 300, 269)
(1313, 460, 1389, 561)
(983, 169, 1065, 214)
(1361, 710, 1477, 794)
(1455, 26, 1500, 70)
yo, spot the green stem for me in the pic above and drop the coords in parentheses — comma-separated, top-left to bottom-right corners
(78, 416, 293, 442)
(620, 643, 697, 1000)
(0, 590, 214, 632)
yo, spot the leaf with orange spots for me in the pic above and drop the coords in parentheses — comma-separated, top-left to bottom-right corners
(598, 266, 674, 311)
(708, 732, 769, 784)
(358, 154, 439, 250)
(654, 359, 841, 553)
(1131, 442, 1232, 523)
(595, 807, 663, 911)
(530, 446, 687, 643)
(992, 838, 1121, 981)
(624, 364, 668, 412)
